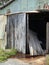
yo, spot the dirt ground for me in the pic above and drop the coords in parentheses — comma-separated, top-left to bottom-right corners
(18, 56, 45, 65)
(11, 53, 46, 65)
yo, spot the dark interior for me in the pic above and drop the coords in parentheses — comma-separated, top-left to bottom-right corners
(26, 11, 49, 54)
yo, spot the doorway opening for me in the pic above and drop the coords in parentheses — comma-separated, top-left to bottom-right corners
(26, 11, 49, 55)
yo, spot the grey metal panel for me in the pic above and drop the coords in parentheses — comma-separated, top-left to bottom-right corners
(7, 13, 26, 54)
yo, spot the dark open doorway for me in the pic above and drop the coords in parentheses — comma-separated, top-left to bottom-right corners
(26, 11, 49, 55)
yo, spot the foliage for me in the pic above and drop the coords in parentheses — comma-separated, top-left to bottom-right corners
(5, 49, 17, 56)
(0, 49, 17, 62)
(0, 0, 11, 5)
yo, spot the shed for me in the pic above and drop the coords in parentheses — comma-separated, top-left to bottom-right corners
(0, 0, 49, 56)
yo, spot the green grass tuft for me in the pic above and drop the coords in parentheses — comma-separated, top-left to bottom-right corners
(0, 49, 17, 62)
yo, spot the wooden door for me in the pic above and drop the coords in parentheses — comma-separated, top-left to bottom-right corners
(7, 15, 15, 49)
(7, 13, 26, 54)
(15, 13, 26, 54)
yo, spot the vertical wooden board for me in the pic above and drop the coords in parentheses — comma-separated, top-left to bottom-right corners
(7, 15, 15, 48)
(0, 15, 7, 49)
(7, 16, 12, 48)
(15, 13, 26, 54)
(13, 14, 25, 50)
(7, 13, 26, 54)
(46, 22, 49, 53)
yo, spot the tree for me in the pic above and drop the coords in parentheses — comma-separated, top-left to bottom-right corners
(0, 0, 10, 5)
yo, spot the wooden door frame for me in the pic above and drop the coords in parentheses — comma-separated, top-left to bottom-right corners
(46, 22, 49, 54)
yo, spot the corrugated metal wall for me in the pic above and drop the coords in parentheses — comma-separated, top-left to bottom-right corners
(0, 0, 49, 14)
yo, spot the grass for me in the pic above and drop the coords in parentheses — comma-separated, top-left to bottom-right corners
(0, 49, 17, 62)
(46, 55, 49, 65)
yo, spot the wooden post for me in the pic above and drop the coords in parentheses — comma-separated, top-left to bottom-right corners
(46, 22, 49, 53)
(26, 14, 30, 54)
